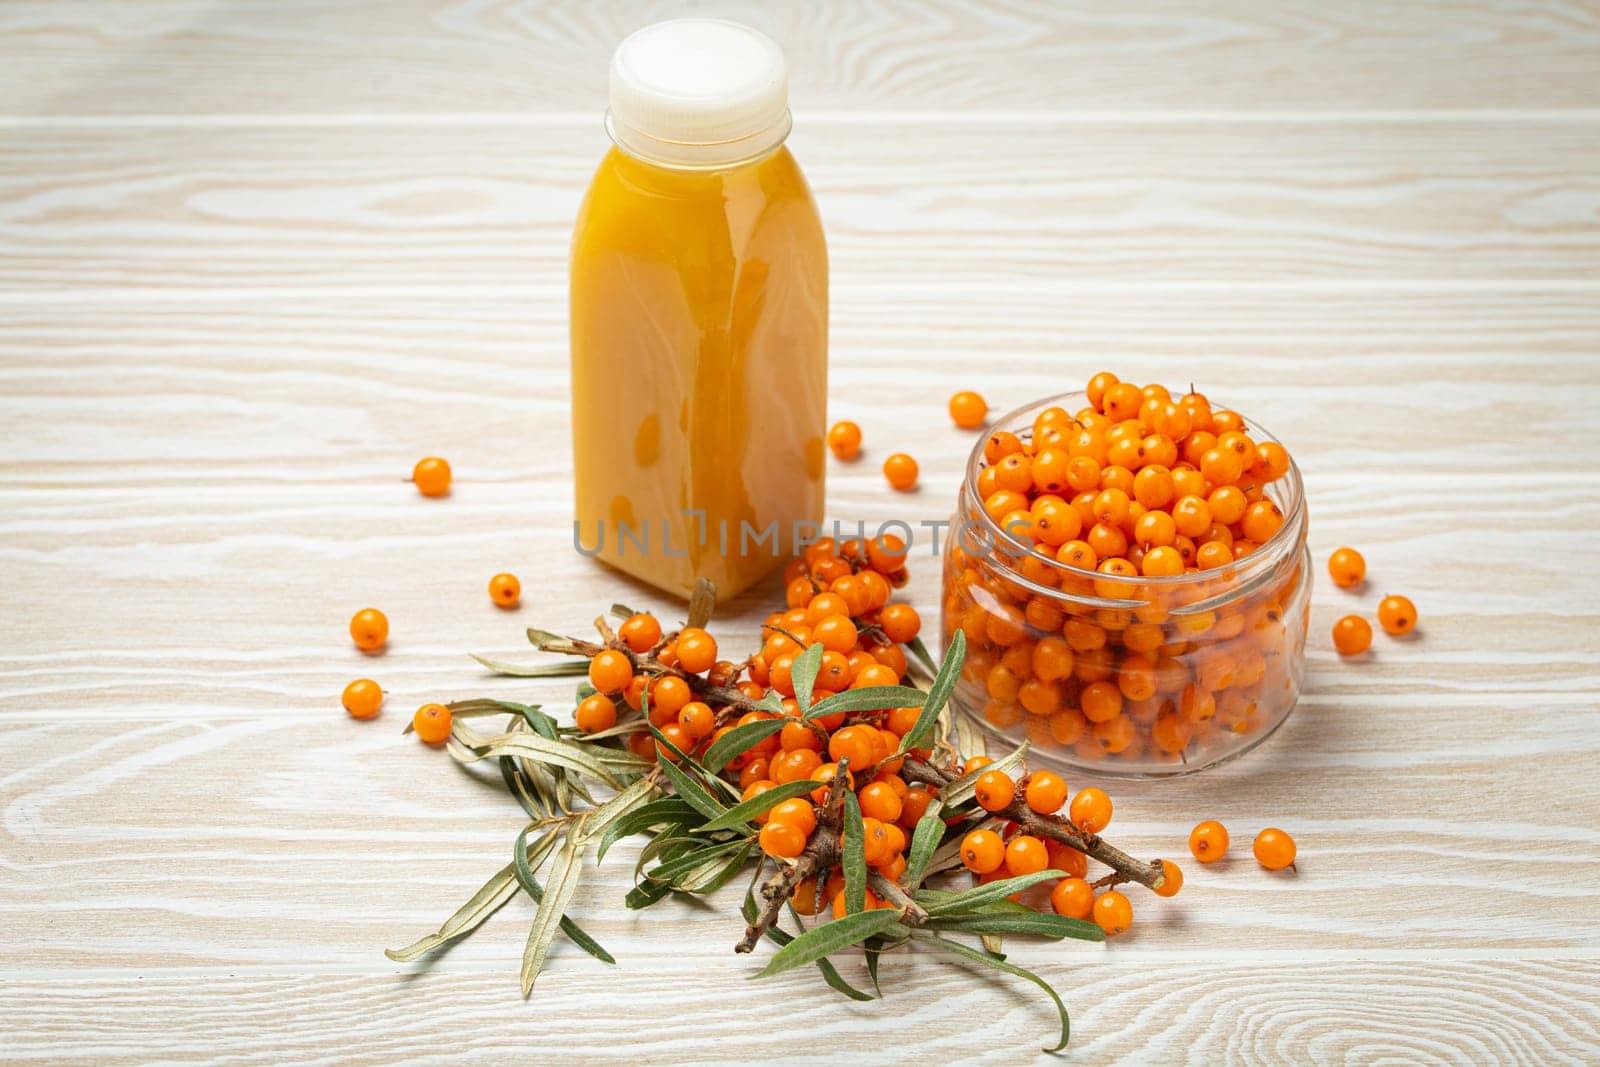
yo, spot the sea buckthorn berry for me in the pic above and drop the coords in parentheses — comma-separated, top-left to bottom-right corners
(656, 722, 693, 762)
(575, 693, 618, 733)
(805, 592, 849, 624)
(677, 701, 715, 740)
(411, 456, 451, 497)
(1004, 834, 1049, 877)
(813, 615, 860, 658)
(831, 887, 882, 918)
(974, 770, 1016, 812)
(1103, 382, 1143, 421)
(852, 664, 900, 689)
(1332, 614, 1373, 655)
(785, 576, 817, 609)
(828, 725, 879, 770)
(1241, 499, 1284, 543)
(1327, 547, 1366, 589)
(650, 675, 692, 717)
(1031, 498, 1082, 547)
(1050, 876, 1094, 919)
(341, 678, 383, 720)
(1142, 545, 1184, 577)
(587, 649, 633, 694)
(1200, 447, 1244, 487)
(770, 798, 818, 836)
(1023, 770, 1068, 814)
(1195, 539, 1232, 570)
(879, 604, 922, 644)
(1132, 464, 1175, 509)
(349, 608, 389, 652)
(619, 612, 662, 653)
(1189, 820, 1230, 862)
(984, 430, 1024, 464)
(487, 572, 521, 608)
(759, 820, 807, 859)
(1377, 595, 1417, 636)
(413, 703, 452, 745)
(1180, 390, 1213, 431)
(1093, 890, 1133, 936)
(994, 452, 1034, 494)
(738, 757, 770, 789)
(1069, 787, 1113, 833)
(1255, 440, 1291, 481)
(1171, 465, 1206, 499)
(1087, 523, 1129, 563)
(859, 781, 904, 823)
(674, 627, 718, 674)
(949, 390, 989, 429)
(900, 786, 934, 827)
(1030, 449, 1071, 495)
(1207, 485, 1247, 525)
(1057, 540, 1097, 571)
(623, 673, 650, 710)
(1134, 509, 1177, 548)
(1211, 409, 1245, 434)
(1170, 496, 1212, 539)
(960, 829, 1005, 874)
(1153, 859, 1184, 897)
(865, 533, 909, 574)
(827, 421, 862, 460)
(1081, 680, 1123, 723)
(1253, 827, 1297, 870)
(790, 876, 824, 915)
(1086, 371, 1119, 409)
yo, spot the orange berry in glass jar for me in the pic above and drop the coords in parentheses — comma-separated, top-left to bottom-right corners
(1134, 509, 1177, 548)
(1018, 677, 1061, 717)
(1153, 859, 1184, 897)
(1255, 440, 1291, 481)
(341, 678, 383, 720)
(1069, 787, 1113, 833)
(575, 693, 618, 733)
(993, 452, 1033, 494)
(1031, 498, 1082, 546)
(1142, 545, 1184, 577)
(1132, 464, 1175, 509)
(618, 612, 662, 653)
(1031, 636, 1075, 682)
(411, 456, 452, 497)
(949, 390, 988, 429)
(974, 770, 1016, 812)
(858, 781, 904, 823)
(349, 608, 389, 652)
(1211, 409, 1245, 435)
(1200, 446, 1244, 487)
(827, 420, 862, 460)
(487, 572, 521, 608)
(1103, 382, 1143, 421)
(1086, 371, 1119, 410)
(1241, 499, 1285, 543)
(1087, 524, 1129, 563)
(674, 627, 718, 674)
(1170, 495, 1212, 539)
(1327, 547, 1366, 589)
(1005, 834, 1049, 877)
(1080, 680, 1123, 723)
(1377, 595, 1417, 636)
(883, 453, 919, 491)
(1207, 484, 1248, 525)
(984, 430, 1025, 464)
(1188, 819, 1230, 862)
(1023, 770, 1068, 814)
(1030, 449, 1071, 495)
(879, 604, 921, 644)
(1093, 890, 1133, 936)
(412, 703, 452, 745)
(586, 649, 632, 694)
(1332, 614, 1373, 655)
(1253, 827, 1297, 870)
(1050, 876, 1095, 919)
(960, 829, 1006, 874)
(759, 820, 807, 859)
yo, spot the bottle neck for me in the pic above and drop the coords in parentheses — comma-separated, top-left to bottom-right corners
(605, 109, 792, 171)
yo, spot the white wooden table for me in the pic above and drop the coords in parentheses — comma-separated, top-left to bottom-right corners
(4, 3, 1599, 1062)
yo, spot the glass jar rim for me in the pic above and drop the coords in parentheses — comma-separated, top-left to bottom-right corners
(957, 390, 1307, 609)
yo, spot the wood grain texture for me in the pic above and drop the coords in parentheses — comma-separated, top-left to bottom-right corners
(3, 0, 1599, 116)
(4, 1, 1600, 1063)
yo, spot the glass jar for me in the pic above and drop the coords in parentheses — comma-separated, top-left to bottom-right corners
(940, 393, 1311, 777)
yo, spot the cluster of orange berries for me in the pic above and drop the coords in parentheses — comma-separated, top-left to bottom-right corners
(956, 769, 1167, 937)
(576, 536, 923, 777)
(1326, 546, 1418, 655)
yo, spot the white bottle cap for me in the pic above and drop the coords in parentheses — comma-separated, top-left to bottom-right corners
(607, 19, 791, 169)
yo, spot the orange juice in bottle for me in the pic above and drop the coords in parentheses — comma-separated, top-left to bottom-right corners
(570, 19, 827, 600)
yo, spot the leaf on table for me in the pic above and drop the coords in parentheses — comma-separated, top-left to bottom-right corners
(752, 909, 903, 979)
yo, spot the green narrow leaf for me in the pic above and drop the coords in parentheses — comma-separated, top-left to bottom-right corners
(737, 894, 876, 1002)
(511, 824, 615, 965)
(750, 690, 786, 715)
(790, 642, 825, 712)
(500, 755, 547, 820)
(460, 732, 626, 789)
(701, 717, 788, 774)
(915, 933, 1072, 1052)
(520, 815, 591, 995)
(471, 655, 590, 678)
(940, 742, 1028, 808)
(752, 909, 903, 979)
(899, 631, 965, 754)
(902, 803, 946, 887)
(584, 776, 661, 839)
(923, 869, 1068, 916)
(922, 911, 1105, 941)
(842, 790, 867, 915)
(696, 779, 819, 832)
(625, 877, 672, 909)
(804, 686, 926, 721)
(673, 843, 753, 894)
(644, 839, 746, 886)
(386, 836, 555, 962)
(654, 743, 729, 821)
(597, 797, 696, 861)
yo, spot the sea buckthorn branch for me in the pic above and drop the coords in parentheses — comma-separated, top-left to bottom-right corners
(527, 626, 771, 721)
(898, 755, 1168, 893)
(737, 757, 849, 953)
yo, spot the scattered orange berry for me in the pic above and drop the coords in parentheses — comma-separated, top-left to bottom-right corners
(1152, 859, 1183, 897)
(487, 572, 521, 608)
(1332, 614, 1373, 655)
(349, 608, 389, 652)
(413, 703, 452, 745)
(1253, 827, 1297, 870)
(883, 452, 919, 491)
(827, 421, 862, 461)
(411, 456, 451, 497)
(1327, 547, 1366, 589)
(1069, 787, 1113, 833)
(1092, 890, 1133, 936)
(1377, 595, 1417, 636)
(949, 390, 989, 429)
(1188, 820, 1229, 863)
(341, 678, 383, 720)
